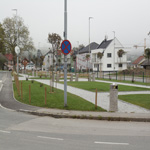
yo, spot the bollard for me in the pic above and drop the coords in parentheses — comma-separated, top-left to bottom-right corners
(92, 73, 95, 81)
(109, 83, 118, 112)
(56, 73, 60, 82)
(75, 73, 79, 82)
(88, 73, 91, 81)
(70, 73, 73, 82)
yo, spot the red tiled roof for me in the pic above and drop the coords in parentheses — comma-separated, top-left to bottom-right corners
(132, 56, 145, 65)
(5, 54, 13, 61)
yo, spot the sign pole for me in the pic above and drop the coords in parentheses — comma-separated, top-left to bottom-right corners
(64, 0, 67, 107)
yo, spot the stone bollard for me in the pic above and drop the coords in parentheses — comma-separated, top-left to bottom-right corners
(88, 73, 91, 81)
(70, 73, 73, 82)
(109, 83, 118, 112)
(52, 72, 55, 82)
(75, 73, 79, 82)
(56, 73, 60, 82)
(36, 71, 38, 77)
(92, 73, 95, 81)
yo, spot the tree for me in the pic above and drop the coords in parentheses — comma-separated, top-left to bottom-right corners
(2, 16, 35, 70)
(0, 53, 7, 70)
(86, 54, 90, 73)
(144, 48, 150, 61)
(72, 55, 76, 73)
(97, 52, 103, 78)
(144, 48, 150, 82)
(0, 23, 6, 55)
(117, 49, 125, 80)
(48, 33, 62, 71)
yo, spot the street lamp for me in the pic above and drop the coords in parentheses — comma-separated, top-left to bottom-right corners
(89, 17, 93, 73)
(12, 9, 20, 74)
(113, 31, 115, 72)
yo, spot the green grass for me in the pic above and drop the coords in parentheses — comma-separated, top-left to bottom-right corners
(96, 78, 150, 86)
(118, 94, 150, 109)
(60, 81, 150, 92)
(13, 81, 106, 111)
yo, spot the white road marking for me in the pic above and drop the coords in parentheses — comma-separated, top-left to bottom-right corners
(37, 136, 64, 141)
(0, 130, 11, 134)
(94, 141, 129, 145)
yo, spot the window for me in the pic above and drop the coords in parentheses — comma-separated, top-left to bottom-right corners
(107, 53, 112, 58)
(107, 64, 111, 68)
(94, 64, 98, 68)
(119, 63, 122, 67)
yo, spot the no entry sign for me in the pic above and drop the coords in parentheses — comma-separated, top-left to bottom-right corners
(61, 40, 72, 55)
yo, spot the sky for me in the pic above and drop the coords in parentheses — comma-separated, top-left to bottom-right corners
(0, 0, 150, 56)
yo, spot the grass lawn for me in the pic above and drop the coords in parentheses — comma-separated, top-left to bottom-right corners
(118, 94, 150, 110)
(96, 78, 150, 86)
(62, 81, 150, 92)
(13, 81, 106, 111)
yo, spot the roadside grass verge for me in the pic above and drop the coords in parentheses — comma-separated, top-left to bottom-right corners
(60, 81, 150, 92)
(118, 94, 150, 110)
(13, 80, 106, 111)
(96, 78, 150, 86)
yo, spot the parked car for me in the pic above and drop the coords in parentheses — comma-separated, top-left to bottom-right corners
(26, 65, 35, 70)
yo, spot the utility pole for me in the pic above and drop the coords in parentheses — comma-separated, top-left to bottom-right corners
(12, 9, 20, 74)
(113, 31, 115, 72)
(89, 17, 93, 73)
(64, 0, 67, 107)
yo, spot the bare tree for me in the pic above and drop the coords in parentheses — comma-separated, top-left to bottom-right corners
(97, 52, 103, 78)
(48, 33, 62, 71)
(117, 49, 125, 80)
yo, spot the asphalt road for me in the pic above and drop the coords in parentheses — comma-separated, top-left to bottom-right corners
(0, 71, 150, 150)
(0, 106, 150, 150)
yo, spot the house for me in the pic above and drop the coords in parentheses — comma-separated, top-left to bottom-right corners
(76, 42, 99, 71)
(132, 56, 145, 68)
(92, 37, 127, 72)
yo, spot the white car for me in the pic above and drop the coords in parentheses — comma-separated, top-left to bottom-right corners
(26, 65, 35, 70)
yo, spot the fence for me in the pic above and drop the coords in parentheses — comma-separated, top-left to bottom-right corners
(96, 70, 150, 83)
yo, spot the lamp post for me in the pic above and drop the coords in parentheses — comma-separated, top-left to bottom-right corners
(113, 31, 115, 72)
(89, 17, 93, 73)
(12, 9, 19, 74)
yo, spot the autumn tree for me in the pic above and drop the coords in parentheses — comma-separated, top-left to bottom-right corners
(2, 16, 35, 70)
(0, 23, 6, 55)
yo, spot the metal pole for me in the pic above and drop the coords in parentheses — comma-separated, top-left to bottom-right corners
(64, 0, 67, 107)
(113, 31, 115, 72)
(12, 9, 19, 74)
(89, 17, 93, 73)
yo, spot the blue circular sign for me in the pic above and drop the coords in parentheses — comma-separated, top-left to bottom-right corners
(61, 40, 72, 55)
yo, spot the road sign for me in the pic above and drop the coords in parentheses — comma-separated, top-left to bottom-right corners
(15, 46, 20, 54)
(61, 40, 72, 55)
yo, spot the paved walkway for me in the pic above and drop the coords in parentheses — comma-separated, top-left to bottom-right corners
(19, 74, 150, 113)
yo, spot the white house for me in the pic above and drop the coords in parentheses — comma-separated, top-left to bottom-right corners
(92, 37, 127, 72)
(76, 42, 99, 71)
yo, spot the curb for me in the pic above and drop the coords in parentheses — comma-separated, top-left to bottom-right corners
(17, 109, 150, 122)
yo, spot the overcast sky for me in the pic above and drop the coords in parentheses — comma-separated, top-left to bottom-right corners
(0, 0, 150, 55)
